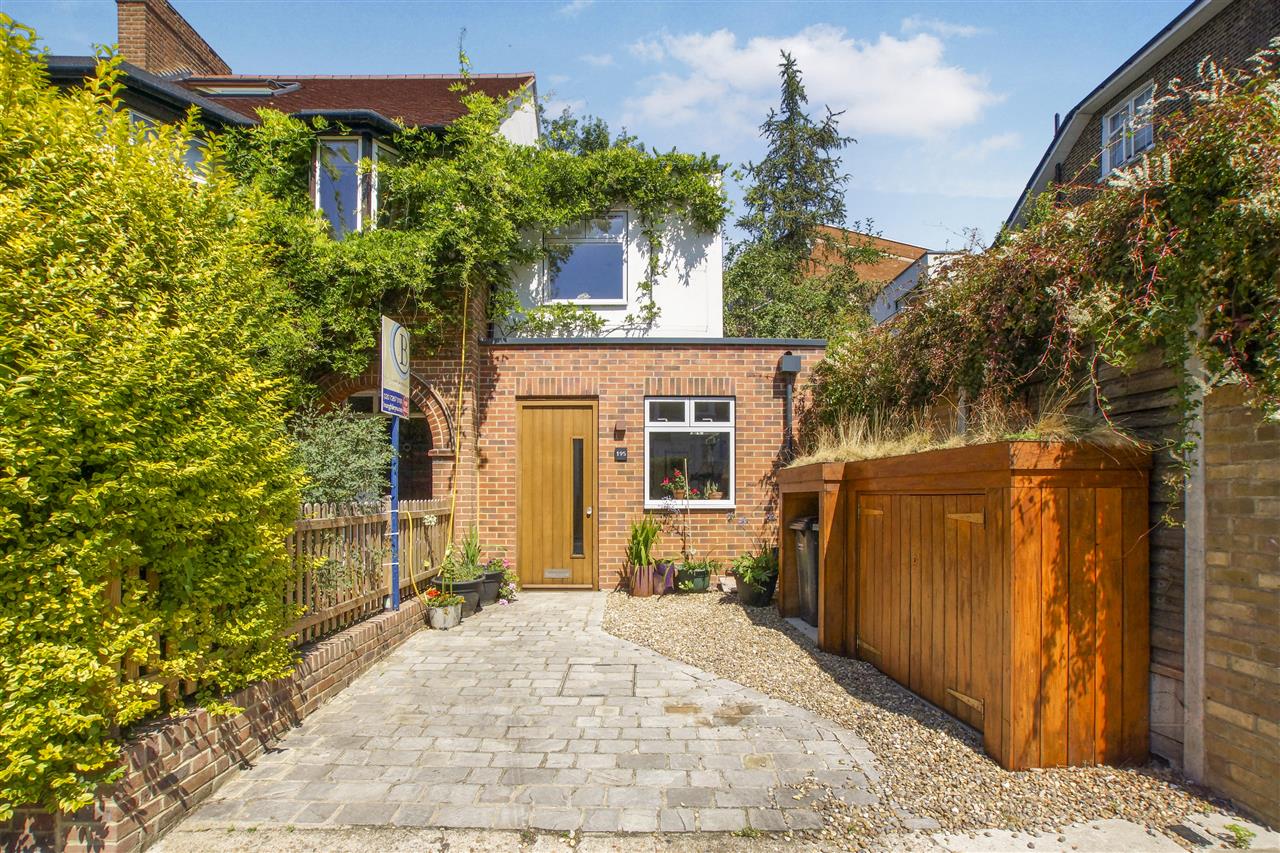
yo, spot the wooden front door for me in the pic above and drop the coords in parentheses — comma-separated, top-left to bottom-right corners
(517, 400, 597, 589)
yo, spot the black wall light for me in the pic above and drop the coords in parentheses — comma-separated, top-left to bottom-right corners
(778, 352, 802, 456)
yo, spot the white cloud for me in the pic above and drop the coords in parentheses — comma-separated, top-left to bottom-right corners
(580, 52, 615, 67)
(901, 15, 986, 39)
(621, 25, 1000, 141)
(558, 0, 593, 16)
(544, 97, 588, 118)
(629, 38, 665, 62)
(955, 131, 1021, 160)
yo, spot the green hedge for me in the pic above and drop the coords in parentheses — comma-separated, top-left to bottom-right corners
(0, 20, 303, 817)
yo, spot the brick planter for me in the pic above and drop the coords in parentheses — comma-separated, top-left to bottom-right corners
(2, 598, 426, 853)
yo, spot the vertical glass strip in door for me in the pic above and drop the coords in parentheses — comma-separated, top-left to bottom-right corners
(572, 438, 584, 556)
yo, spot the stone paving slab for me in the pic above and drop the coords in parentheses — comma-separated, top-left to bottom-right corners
(180, 592, 879, 834)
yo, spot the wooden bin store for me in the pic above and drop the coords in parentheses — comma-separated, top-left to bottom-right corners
(777, 441, 1151, 770)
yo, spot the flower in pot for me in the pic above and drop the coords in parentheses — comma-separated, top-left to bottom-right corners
(497, 560, 519, 604)
(432, 527, 487, 615)
(704, 481, 724, 501)
(653, 557, 677, 594)
(661, 468, 690, 501)
(625, 516, 660, 598)
(732, 547, 778, 607)
(676, 557, 717, 593)
(424, 587, 463, 629)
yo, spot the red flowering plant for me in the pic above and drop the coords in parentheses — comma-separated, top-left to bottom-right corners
(424, 586, 463, 608)
(661, 468, 690, 497)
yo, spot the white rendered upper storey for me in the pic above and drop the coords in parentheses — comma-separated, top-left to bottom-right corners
(509, 208, 724, 338)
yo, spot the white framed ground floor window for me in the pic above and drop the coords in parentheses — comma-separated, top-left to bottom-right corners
(644, 397, 734, 509)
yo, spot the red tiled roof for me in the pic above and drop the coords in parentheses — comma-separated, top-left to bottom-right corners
(176, 73, 535, 127)
(811, 225, 930, 283)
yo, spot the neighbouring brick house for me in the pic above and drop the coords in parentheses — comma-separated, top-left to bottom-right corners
(1007, 0, 1279, 824)
(54, 0, 823, 594)
(809, 226, 963, 325)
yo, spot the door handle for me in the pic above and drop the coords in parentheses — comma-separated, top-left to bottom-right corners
(586, 506, 593, 518)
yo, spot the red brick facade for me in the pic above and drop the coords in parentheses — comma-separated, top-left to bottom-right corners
(115, 0, 230, 77)
(1059, 0, 1279, 197)
(475, 342, 824, 588)
(321, 336, 824, 589)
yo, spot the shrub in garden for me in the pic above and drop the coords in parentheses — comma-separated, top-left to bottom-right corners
(291, 407, 395, 504)
(0, 20, 303, 817)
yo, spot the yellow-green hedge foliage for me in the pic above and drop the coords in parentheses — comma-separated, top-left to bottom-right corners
(0, 19, 303, 817)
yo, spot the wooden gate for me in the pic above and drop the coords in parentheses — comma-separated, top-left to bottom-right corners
(856, 493, 989, 730)
(516, 400, 598, 589)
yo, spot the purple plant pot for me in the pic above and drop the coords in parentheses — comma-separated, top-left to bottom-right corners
(653, 561, 677, 594)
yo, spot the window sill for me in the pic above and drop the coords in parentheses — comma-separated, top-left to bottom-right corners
(645, 500, 736, 511)
(547, 298, 628, 308)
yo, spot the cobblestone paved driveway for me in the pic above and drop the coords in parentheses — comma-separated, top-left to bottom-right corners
(182, 592, 879, 834)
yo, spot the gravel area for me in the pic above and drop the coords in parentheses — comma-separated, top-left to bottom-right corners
(603, 590, 1237, 846)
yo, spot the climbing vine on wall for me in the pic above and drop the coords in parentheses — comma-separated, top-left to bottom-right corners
(221, 79, 728, 379)
(806, 49, 1280, 444)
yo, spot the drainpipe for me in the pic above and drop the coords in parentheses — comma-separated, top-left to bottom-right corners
(778, 352, 802, 456)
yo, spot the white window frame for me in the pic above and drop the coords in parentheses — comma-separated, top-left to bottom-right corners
(1100, 81, 1156, 179)
(546, 210, 629, 307)
(370, 139, 399, 226)
(314, 135, 364, 234)
(643, 397, 735, 510)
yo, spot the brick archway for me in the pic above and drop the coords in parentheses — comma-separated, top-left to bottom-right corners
(316, 368, 456, 456)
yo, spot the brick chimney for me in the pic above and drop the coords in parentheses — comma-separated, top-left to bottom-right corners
(116, 0, 230, 76)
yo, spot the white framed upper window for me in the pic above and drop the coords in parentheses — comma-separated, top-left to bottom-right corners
(315, 136, 362, 237)
(371, 140, 400, 226)
(547, 211, 627, 304)
(644, 397, 735, 509)
(1100, 82, 1155, 178)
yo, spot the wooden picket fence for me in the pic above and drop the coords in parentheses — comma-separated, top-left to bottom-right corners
(287, 498, 452, 644)
(103, 499, 451, 710)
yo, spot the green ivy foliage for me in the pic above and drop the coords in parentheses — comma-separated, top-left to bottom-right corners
(0, 20, 303, 817)
(807, 52, 1280, 436)
(221, 85, 728, 376)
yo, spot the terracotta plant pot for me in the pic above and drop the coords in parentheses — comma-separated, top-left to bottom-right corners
(672, 489, 687, 500)
(706, 490, 724, 501)
(426, 603, 461, 629)
(630, 564, 653, 597)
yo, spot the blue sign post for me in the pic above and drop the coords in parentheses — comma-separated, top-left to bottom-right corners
(381, 316, 410, 611)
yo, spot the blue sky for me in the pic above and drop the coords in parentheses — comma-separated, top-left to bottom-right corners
(11, 0, 1188, 249)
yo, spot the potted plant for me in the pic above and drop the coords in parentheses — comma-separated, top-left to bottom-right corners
(704, 481, 724, 501)
(732, 547, 778, 607)
(424, 587, 463, 629)
(432, 527, 486, 615)
(497, 562, 519, 604)
(661, 468, 690, 500)
(676, 557, 717, 593)
(625, 516, 660, 597)
(653, 557, 677, 594)
(480, 556, 506, 605)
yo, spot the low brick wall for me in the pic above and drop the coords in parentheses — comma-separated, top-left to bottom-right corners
(2, 598, 426, 853)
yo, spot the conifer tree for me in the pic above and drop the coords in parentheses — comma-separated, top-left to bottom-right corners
(725, 53, 878, 338)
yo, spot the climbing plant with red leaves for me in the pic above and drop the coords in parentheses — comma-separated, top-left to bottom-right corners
(807, 46, 1280, 440)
